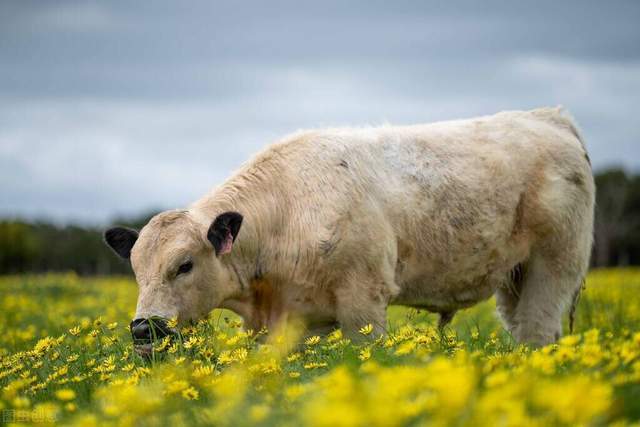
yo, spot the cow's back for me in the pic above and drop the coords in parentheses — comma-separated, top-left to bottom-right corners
(197, 107, 592, 311)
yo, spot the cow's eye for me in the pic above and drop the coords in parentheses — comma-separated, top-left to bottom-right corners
(177, 261, 193, 276)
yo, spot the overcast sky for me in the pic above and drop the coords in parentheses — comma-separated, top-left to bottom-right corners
(1, 1, 639, 224)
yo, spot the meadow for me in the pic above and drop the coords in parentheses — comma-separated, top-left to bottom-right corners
(1, 269, 639, 426)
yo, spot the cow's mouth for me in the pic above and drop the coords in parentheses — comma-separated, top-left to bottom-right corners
(134, 343, 154, 357)
(130, 317, 177, 357)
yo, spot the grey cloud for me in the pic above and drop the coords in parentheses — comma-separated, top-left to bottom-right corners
(0, 0, 639, 223)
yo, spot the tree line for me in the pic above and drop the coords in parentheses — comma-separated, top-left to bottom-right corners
(1, 168, 639, 275)
(0, 213, 156, 275)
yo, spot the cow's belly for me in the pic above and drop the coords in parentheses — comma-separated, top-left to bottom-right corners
(391, 240, 523, 312)
(392, 271, 500, 312)
(388, 187, 530, 311)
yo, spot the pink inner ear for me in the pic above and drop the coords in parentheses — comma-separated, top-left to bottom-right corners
(219, 232, 234, 255)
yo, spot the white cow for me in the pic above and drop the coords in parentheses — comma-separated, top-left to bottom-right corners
(105, 107, 594, 350)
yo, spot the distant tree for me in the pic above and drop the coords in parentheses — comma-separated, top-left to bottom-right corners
(593, 169, 629, 266)
(615, 174, 640, 265)
(592, 168, 640, 267)
(3, 172, 640, 275)
(0, 221, 39, 273)
(0, 211, 159, 275)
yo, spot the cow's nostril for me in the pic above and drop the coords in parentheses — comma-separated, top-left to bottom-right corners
(130, 318, 146, 329)
(131, 319, 152, 342)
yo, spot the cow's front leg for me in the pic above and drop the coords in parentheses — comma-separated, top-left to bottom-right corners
(302, 321, 340, 340)
(334, 282, 389, 341)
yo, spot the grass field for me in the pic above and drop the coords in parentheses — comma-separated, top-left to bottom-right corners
(1, 269, 640, 426)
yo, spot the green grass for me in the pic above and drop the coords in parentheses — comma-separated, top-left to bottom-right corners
(0, 269, 639, 426)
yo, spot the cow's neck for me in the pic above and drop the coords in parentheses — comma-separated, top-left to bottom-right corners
(220, 235, 287, 332)
(192, 183, 285, 331)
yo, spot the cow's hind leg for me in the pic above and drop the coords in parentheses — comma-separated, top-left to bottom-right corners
(495, 263, 525, 337)
(437, 311, 456, 329)
(512, 243, 589, 346)
(512, 256, 568, 345)
(509, 155, 593, 346)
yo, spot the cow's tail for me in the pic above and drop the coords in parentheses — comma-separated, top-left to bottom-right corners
(569, 279, 586, 334)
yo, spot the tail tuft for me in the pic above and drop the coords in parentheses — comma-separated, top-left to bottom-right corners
(568, 280, 586, 334)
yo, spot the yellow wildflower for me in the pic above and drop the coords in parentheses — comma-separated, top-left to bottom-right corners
(305, 335, 321, 346)
(359, 324, 374, 335)
(303, 362, 328, 370)
(358, 347, 371, 361)
(182, 386, 199, 400)
(55, 388, 76, 401)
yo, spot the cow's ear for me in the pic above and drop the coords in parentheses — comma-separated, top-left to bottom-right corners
(207, 211, 243, 256)
(104, 227, 139, 259)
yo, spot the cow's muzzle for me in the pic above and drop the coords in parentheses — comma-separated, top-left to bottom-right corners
(130, 318, 174, 356)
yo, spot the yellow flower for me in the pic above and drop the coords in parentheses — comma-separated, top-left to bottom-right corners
(192, 365, 214, 379)
(359, 324, 374, 336)
(485, 370, 509, 387)
(250, 404, 270, 422)
(165, 380, 189, 395)
(305, 336, 321, 346)
(183, 336, 200, 349)
(394, 340, 416, 355)
(358, 347, 371, 361)
(327, 329, 343, 343)
(182, 386, 199, 400)
(532, 376, 612, 424)
(249, 358, 281, 375)
(559, 334, 581, 347)
(12, 396, 30, 408)
(55, 388, 76, 401)
(303, 362, 328, 370)
(232, 348, 248, 362)
(217, 351, 233, 365)
(633, 332, 640, 347)
(153, 336, 171, 352)
(225, 335, 242, 346)
(287, 352, 302, 362)
(33, 336, 57, 354)
(285, 384, 307, 400)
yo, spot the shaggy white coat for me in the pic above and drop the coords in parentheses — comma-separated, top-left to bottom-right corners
(128, 107, 594, 346)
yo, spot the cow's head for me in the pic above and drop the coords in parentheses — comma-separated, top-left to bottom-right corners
(104, 209, 243, 354)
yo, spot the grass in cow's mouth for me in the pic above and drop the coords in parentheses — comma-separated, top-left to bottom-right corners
(0, 269, 640, 425)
